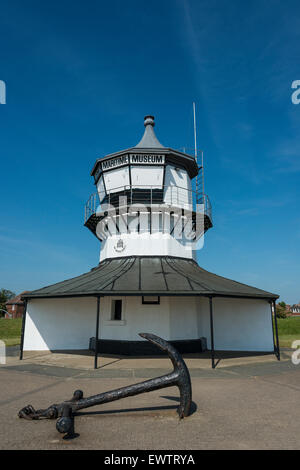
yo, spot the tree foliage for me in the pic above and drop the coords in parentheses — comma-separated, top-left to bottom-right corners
(276, 302, 288, 319)
(0, 289, 16, 316)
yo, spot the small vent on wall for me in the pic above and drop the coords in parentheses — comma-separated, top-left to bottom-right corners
(142, 296, 160, 305)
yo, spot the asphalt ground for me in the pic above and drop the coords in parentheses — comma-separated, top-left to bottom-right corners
(0, 350, 299, 450)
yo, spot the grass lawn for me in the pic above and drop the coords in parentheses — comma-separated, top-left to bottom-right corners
(277, 316, 300, 348)
(1, 316, 300, 350)
(0, 318, 22, 346)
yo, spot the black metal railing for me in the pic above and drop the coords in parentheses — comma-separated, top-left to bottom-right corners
(84, 185, 212, 224)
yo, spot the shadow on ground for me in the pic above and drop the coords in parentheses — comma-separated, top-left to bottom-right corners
(75, 395, 197, 417)
(48, 348, 276, 369)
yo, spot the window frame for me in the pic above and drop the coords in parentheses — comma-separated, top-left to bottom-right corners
(142, 296, 160, 305)
(111, 299, 123, 321)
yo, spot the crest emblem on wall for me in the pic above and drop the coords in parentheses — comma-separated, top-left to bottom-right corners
(114, 239, 126, 252)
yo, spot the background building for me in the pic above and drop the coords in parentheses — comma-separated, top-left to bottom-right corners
(5, 292, 28, 319)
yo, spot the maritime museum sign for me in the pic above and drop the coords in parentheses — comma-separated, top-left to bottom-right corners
(130, 154, 165, 164)
(101, 154, 165, 171)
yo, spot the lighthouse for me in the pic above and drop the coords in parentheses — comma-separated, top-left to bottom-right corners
(85, 115, 212, 263)
(21, 115, 280, 367)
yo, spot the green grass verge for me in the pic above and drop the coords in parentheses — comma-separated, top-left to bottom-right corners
(277, 317, 300, 348)
(0, 317, 22, 347)
(1, 316, 300, 349)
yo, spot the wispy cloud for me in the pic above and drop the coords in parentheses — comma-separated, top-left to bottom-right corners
(218, 194, 293, 218)
(0, 231, 86, 266)
(271, 134, 300, 174)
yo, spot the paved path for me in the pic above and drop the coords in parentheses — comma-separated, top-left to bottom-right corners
(0, 350, 300, 450)
(2, 348, 295, 378)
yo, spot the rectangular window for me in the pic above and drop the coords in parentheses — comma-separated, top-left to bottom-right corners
(142, 296, 160, 305)
(112, 299, 122, 320)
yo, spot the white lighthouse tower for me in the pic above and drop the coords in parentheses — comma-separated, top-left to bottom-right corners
(21, 114, 278, 366)
(85, 115, 212, 263)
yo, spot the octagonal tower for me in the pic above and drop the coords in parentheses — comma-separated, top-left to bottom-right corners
(84, 115, 212, 261)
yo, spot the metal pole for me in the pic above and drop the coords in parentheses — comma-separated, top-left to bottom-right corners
(201, 150, 205, 197)
(273, 300, 280, 361)
(193, 102, 197, 161)
(94, 296, 101, 369)
(209, 296, 215, 369)
(269, 300, 276, 356)
(19, 299, 28, 360)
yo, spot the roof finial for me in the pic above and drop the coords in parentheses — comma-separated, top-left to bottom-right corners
(135, 115, 164, 148)
(144, 115, 155, 127)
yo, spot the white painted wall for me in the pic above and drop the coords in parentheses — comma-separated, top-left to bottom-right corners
(99, 232, 196, 262)
(197, 297, 274, 351)
(23, 295, 274, 352)
(169, 297, 199, 340)
(23, 297, 97, 351)
(23, 296, 200, 350)
(99, 296, 171, 341)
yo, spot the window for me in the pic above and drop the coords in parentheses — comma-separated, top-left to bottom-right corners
(112, 299, 122, 320)
(142, 296, 160, 305)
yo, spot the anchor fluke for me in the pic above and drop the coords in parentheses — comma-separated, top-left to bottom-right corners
(139, 333, 192, 418)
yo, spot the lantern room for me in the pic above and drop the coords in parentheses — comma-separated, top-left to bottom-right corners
(84, 115, 213, 261)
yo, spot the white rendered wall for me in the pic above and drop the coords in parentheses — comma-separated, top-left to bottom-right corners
(23, 297, 97, 351)
(23, 295, 273, 352)
(99, 296, 170, 341)
(99, 232, 196, 262)
(169, 297, 199, 340)
(197, 297, 274, 351)
(23, 296, 200, 350)
(99, 296, 199, 341)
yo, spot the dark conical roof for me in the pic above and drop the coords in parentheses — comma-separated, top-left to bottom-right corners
(22, 256, 278, 300)
(135, 115, 164, 148)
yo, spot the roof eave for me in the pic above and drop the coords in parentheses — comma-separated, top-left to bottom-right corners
(90, 147, 198, 178)
(23, 291, 279, 301)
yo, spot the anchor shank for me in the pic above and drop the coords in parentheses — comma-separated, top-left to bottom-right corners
(74, 371, 178, 411)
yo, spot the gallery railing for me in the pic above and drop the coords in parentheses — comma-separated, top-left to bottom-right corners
(84, 184, 212, 225)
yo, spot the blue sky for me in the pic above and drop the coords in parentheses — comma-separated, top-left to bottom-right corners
(0, 0, 300, 302)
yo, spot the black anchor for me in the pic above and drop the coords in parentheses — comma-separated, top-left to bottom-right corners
(18, 333, 192, 439)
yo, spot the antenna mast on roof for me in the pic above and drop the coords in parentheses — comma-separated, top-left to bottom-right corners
(193, 102, 198, 161)
(193, 102, 204, 203)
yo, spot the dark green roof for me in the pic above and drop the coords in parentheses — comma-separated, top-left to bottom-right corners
(22, 256, 278, 300)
